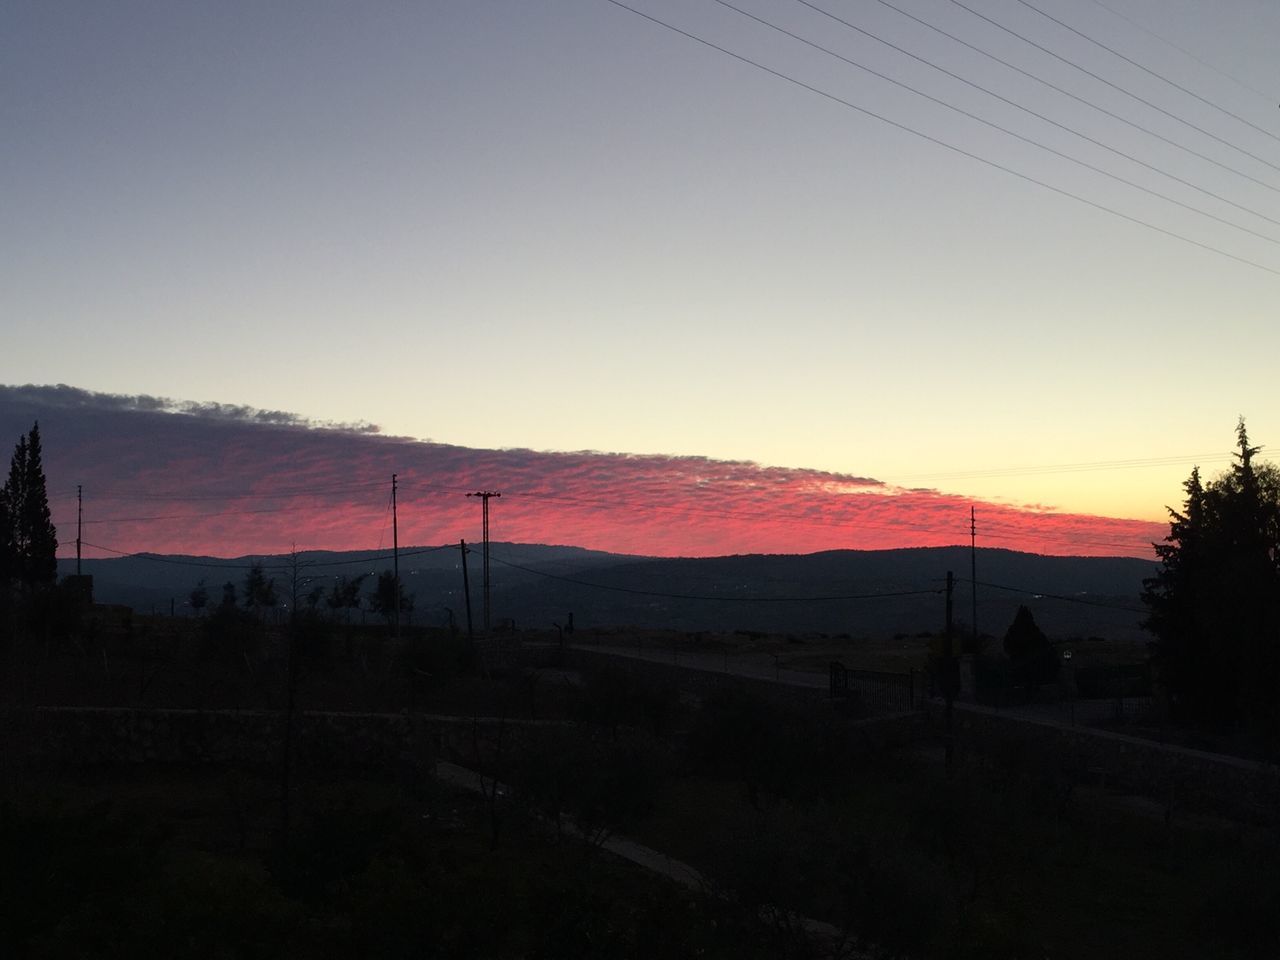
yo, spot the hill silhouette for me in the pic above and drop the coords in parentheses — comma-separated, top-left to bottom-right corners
(61, 544, 1153, 641)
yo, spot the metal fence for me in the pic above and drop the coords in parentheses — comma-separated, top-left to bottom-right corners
(829, 661, 918, 714)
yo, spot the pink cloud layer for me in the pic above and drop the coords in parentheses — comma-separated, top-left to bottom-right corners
(2, 386, 1165, 560)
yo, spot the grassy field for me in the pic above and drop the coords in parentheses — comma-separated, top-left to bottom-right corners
(8, 609, 1272, 959)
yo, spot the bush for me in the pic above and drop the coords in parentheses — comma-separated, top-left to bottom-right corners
(201, 603, 265, 665)
(707, 803, 956, 959)
(510, 726, 667, 842)
(683, 688, 829, 808)
(405, 630, 476, 680)
(569, 670, 677, 741)
(0, 800, 300, 957)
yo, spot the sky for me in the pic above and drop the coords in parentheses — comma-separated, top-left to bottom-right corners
(0, 384, 1165, 559)
(3, 0, 1278, 554)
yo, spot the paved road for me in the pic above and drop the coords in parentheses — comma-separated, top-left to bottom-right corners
(435, 760, 854, 953)
(436, 760, 706, 890)
(568, 643, 1159, 728)
(568, 641, 830, 689)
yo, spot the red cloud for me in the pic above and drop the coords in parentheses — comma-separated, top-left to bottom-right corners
(3, 385, 1163, 560)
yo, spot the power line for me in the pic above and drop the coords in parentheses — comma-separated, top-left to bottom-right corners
(467, 490, 501, 633)
(944, 0, 1280, 176)
(78, 538, 1143, 616)
(497, 484, 1158, 552)
(889, 451, 1234, 482)
(80, 479, 387, 502)
(76, 540, 455, 569)
(787, 0, 1280, 234)
(975, 527, 1156, 554)
(600, 0, 1280, 277)
(488, 551, 944, 602)
(868, 0, 1280, 198)
(1085, 0, 1273, 103)
(53, 445, 1202, 560)
(389, 455, 1208, 545)
(718, 0, 1280, 247)
(56, 480, 1155, 554)
(1011, 0, 1280, 146)
(286, 544, 456, 569)
(417, 481, 968, 542)
(77, 542, 266, 569)
(970, 576, 1146, 614)
(63, 475, 1160, 557)
(50, 505, 324, 527)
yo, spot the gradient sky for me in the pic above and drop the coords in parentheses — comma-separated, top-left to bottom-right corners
(3, 1, 1277, 536)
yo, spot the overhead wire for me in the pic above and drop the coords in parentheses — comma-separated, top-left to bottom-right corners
(84, 478, 387, 502)
(471, 484, 1159, 553)
(487, 551, 945, 602)
(714, 0, 1280, 247)
(944, 0, 1280, 176)
(866, 0, 1280, 198)
(375, 484, 393, 553)
(785, 0, 1280, 233)
(68, 497, 1154, 564)
(57, 461, 1167, 559)
(1010, 0, 1280, 146)
(78, 540, 455, 570)
(889, 451, 1234, 482)
(1084, 0, 1274, 103)
(599, 0, 1280, 277)
(50, 504, 330, 526)
(969, 576, 1146, 613)
(56, 441, 1235, 562)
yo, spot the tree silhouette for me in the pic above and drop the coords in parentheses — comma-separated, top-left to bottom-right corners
(1002, 605, 1058, 684)
(1144, 420, 1280, 741)
(188, 580, 209, 616)
(243, 562, 277, 616)
(1, 422, 58, 593)
(325, 573, 367, 621)
(370, 570, 412, 626)
(0, 459, 9, 589)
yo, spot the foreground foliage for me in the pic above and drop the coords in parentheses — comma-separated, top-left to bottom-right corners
(1143, 420, 1280, 746)
(0, 769, 814, 959)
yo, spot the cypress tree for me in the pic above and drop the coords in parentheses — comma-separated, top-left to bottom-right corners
(0, 464, 11, 586)
(1, 423, 58, 591)
(1144, 420, 1280, 741)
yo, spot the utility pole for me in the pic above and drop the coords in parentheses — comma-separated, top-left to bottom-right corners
(459, 539, 474, 643)
(280, 548, 311, 856)
(466, 491, 500, 633)
(944, 570, 955, 778)
(970, 507, 977, 648)
(76, 484, 83, 576)
(392, 474, 400, 641)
